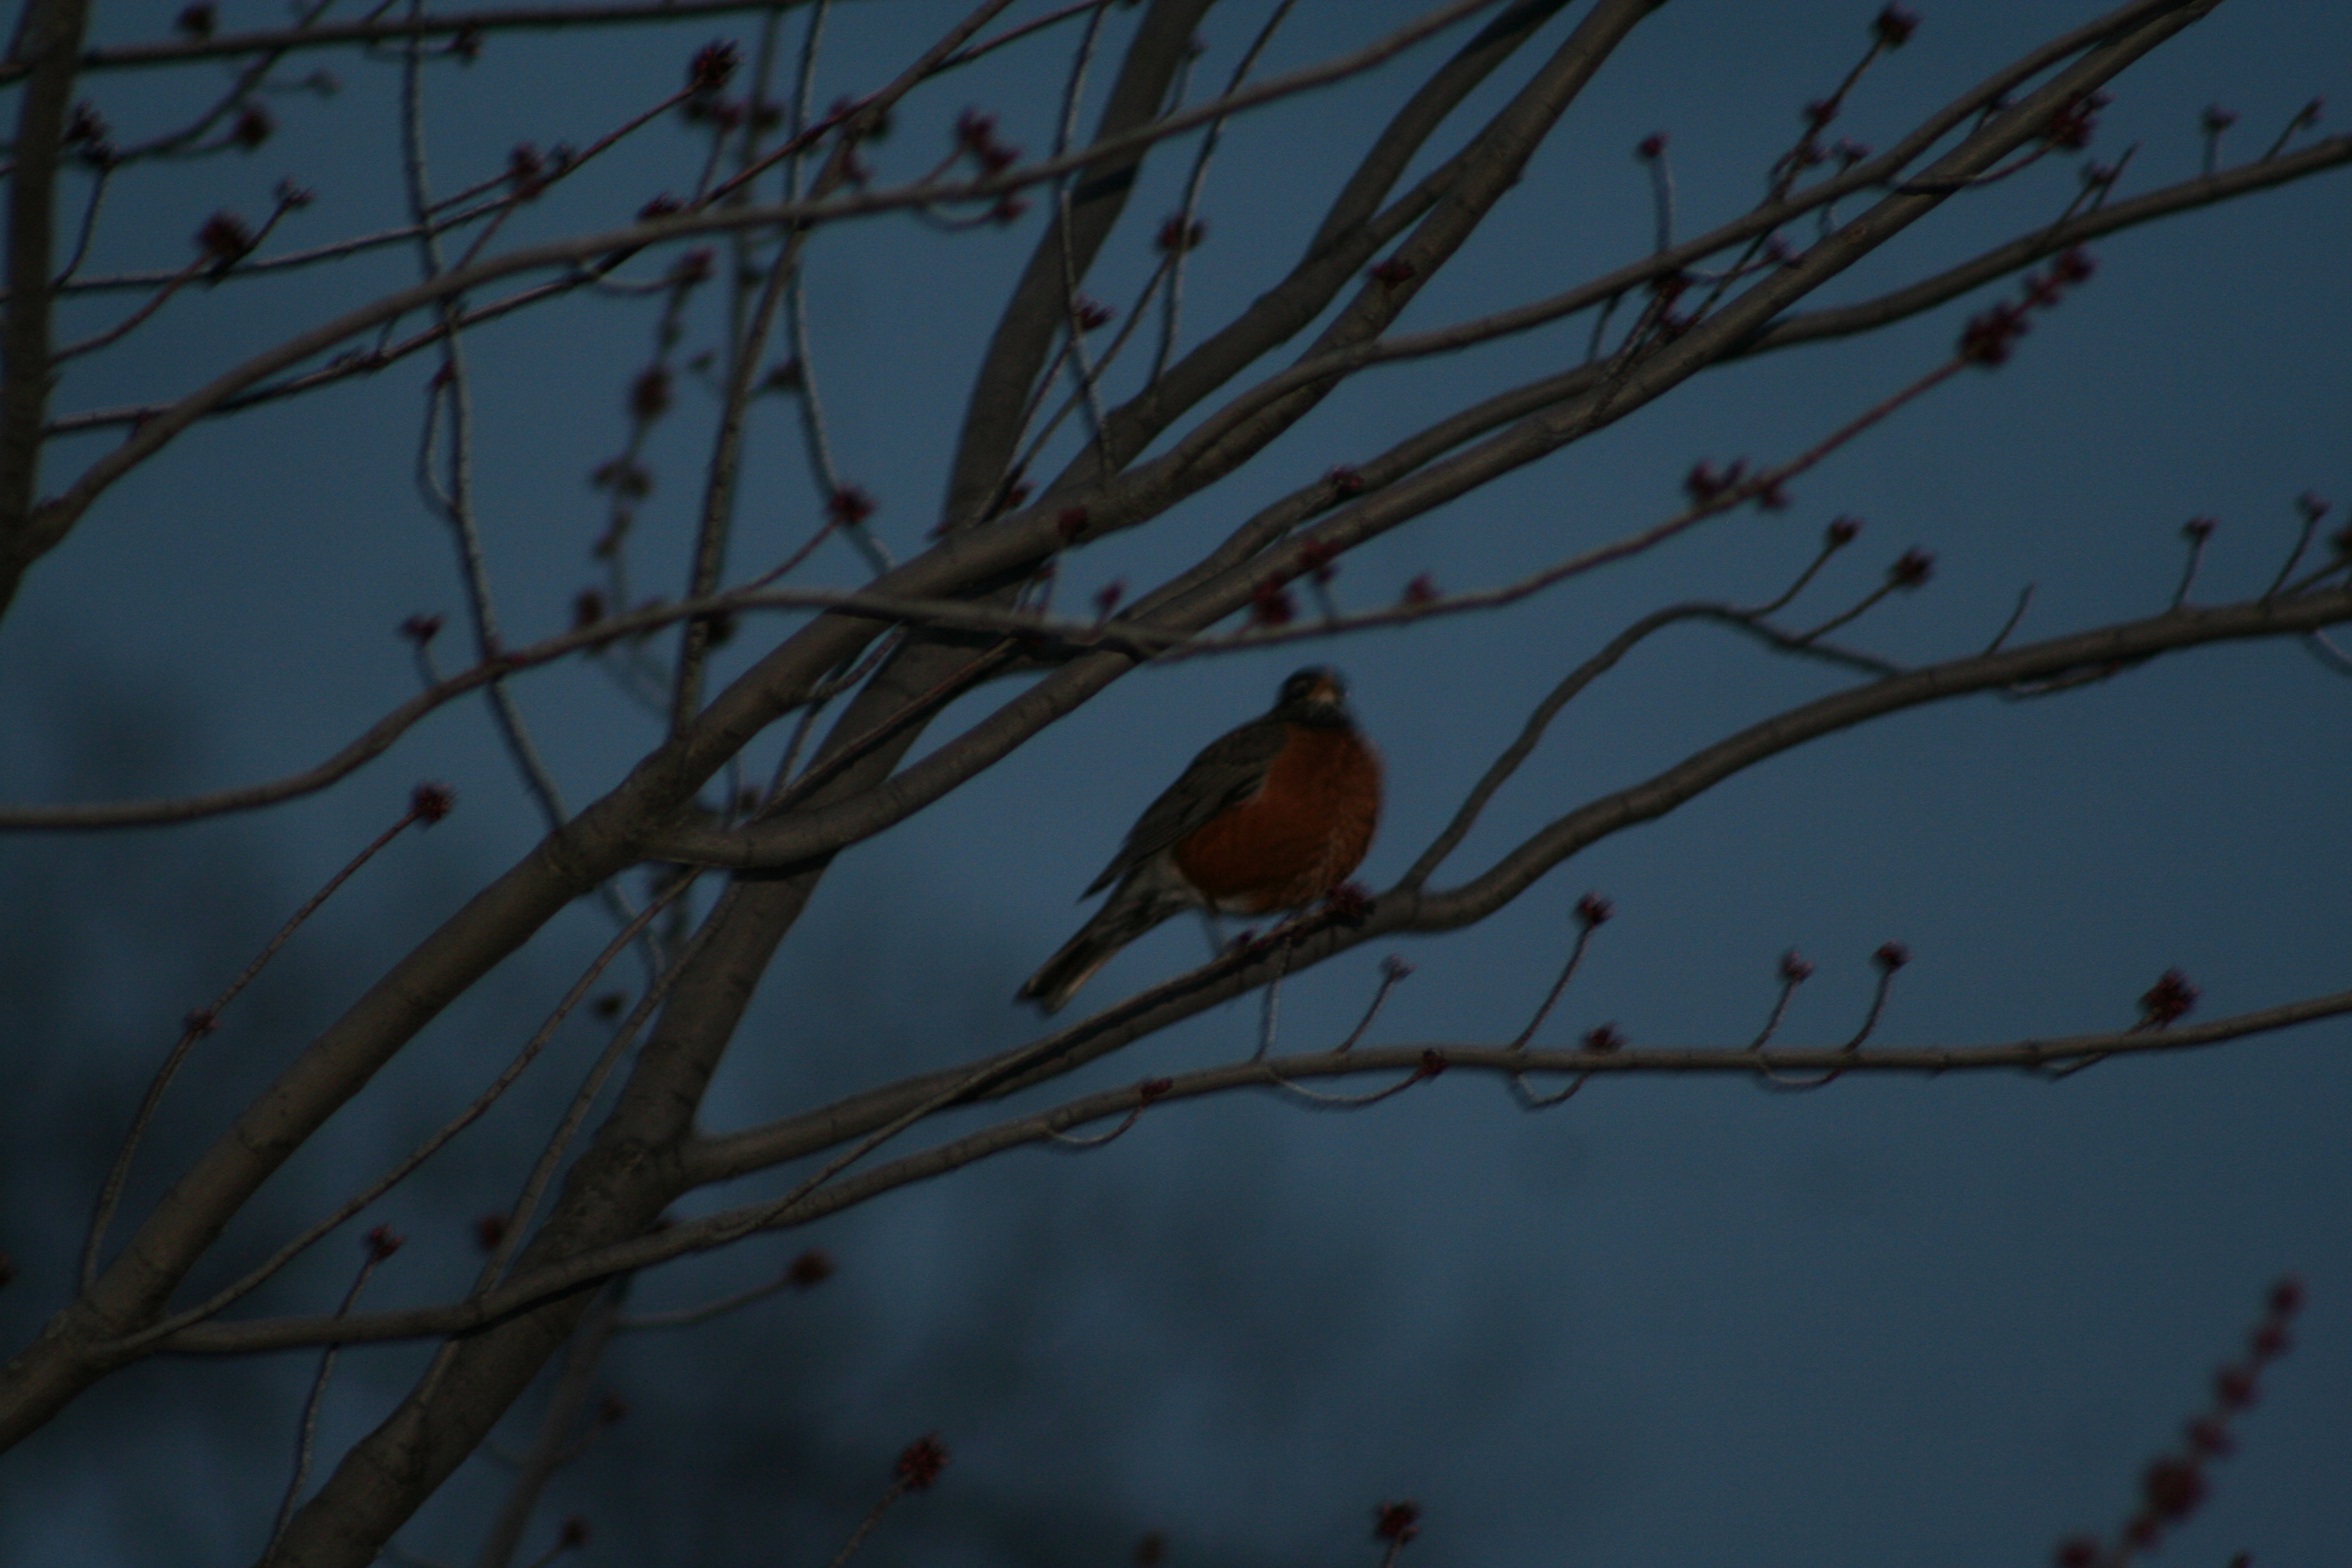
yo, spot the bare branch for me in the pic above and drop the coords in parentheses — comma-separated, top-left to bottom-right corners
(4, 0, 815, 80)
(1064, 0, 1661, 512)
(400, 26, 580, 843)
(472, 1283, 627, 1568)
(615, 1250, 828, 1332)
(10, 15, 2331, 1546)
(1, 0, 2210, 595)
(81, 795, 445, 1290)
(662, 585, 2352, 1202)
(103, 883, 679, 1357)
(1417, 588, 2349, 934)
(1748, 134, 2352, 355)
(152, 981, 2352, 1356)
(940, 0, 1219, 529)
(641, 297, 2036, 874)
(14, 0, 1513, 583)
(461, 888, 717, 1297)
(0, 0, 93, 616)
(0, 576, 1120, 832)
(261, 1232, 403, 1559)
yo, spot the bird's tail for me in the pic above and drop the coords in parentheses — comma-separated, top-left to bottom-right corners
(1017, 877, 1194, 1013)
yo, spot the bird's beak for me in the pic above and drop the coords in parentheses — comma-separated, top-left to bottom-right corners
(1309, 675, 1343, 706)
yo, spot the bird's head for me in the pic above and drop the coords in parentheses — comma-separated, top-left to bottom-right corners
(1276, 666, 1351, 725)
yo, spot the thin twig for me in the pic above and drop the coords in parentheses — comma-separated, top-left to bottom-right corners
(828, 1480, 915, 1568)
(1335, 957, 1413, 1052)
(1152, 0, 1299, 382)
(2260, 97, 2326, 162)
(1048, 2, 1114, 461)
(473, 1281, 628, 1568)
(1250, 934, 1295, 1060)
(473, 889, 717, 1290)
(2172, 523, 2211, 608)
(110, 0, 336, 163)
(672, 235, 800, 729)
(1645, 139, 1676, 252)
(2303, 629, 2352, 676)
(1788, 566, 1917, 644)
(1985, 584, 2035, 652)
(1757, 950, 1905, 1092)
(1008, 252, 1173, 485)
(52, 261, 203, 361)
(50, 159, 112, 287)
(940, 0, 1109, 74)
(2264, 500, 2323, 600)
(47, 267, 606, 433)
(103, 883, 681, 1354)
(1262, 1057, 1437, 1109)
(1043, 1102, 1147, 1149)
(2279, 553, 2351, 601)
(1507, 1067, 1591, 1110)
(1509, 917, 1602, 1049)
(262, 1233, 399, 1560)
(9, 0, 815, 80)
(617, 1253, 830, 1330)
(1746, 964, 1808, 1051)
(81, 797, 436, 1290)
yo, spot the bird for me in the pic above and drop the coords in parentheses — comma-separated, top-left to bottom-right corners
(1017, 666, 1382, 1014)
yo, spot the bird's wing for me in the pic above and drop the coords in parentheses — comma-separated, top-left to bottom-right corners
(1081, 716, 1289, 896)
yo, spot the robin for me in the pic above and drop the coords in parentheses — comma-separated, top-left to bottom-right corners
(1017, 666, 1382, 1013)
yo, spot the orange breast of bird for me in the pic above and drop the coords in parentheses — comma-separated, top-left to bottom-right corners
(1173, 723, 1382, 915)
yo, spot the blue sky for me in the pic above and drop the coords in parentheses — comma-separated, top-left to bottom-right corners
(2, 2, 2347, 1564)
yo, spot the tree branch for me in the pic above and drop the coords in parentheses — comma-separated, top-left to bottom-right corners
(0, 0, 91, 615)
(5, 0, 1509, 592)
(1, 0, 813, 80)
(938, 0, 1216, 530)
(149, 981, 2352, 1356)
(1750, 133, 2352, 354)
(621, 20, 2217, 881)
(1417, 587, 2347, 931)
(668, 582, 2352, 1192)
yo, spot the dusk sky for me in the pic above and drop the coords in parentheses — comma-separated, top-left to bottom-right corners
(2, 2, 2347, 1564)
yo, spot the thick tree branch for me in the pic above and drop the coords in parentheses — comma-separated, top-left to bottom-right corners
(0, 0, 91, 615)
(471, 1282, 627, 1568)
(940, 0, 1218, 529)
(1064, 0, 1581, 500)
(246, 5, 1215, 1554)
(1098, 0, 2213, 534)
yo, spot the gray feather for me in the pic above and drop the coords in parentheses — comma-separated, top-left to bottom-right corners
(1079, 717, 1288, 897)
